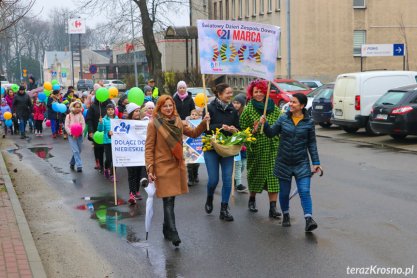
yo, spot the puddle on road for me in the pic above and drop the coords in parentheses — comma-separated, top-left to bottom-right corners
(76, 196, 142, 243)
(28, 146, 53, 159)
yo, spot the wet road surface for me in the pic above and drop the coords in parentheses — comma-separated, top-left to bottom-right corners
(6, 132, 417, 277)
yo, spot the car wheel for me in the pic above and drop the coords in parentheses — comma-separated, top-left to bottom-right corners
(278, 101, 286, 109)
(365, 120, 384, 136)
(343, 127, 359, 134)
(390, 134, 407, 140)
(319, 122, 332, 128)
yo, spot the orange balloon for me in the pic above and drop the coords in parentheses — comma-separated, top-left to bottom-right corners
(109, 87, 119, 99)
(44, 82, 52, 91)
(194, 93, 208, 108)
(3, 111, 12, 120)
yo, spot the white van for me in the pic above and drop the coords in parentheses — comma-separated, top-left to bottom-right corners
(331, 71, 417, 134)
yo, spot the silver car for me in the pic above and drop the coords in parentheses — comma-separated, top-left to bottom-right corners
(103, 80, 127, 91)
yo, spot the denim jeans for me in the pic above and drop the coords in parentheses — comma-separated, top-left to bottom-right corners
(204, 150, 234, 203)
(18, 117, 27, 135)
(279, 177, 312, 217)
(234, 158, 247, 185)
(68, 135, 83, 168)
(50, 119, 59, 134)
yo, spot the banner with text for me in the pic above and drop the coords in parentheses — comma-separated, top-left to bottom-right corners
(197, 20, 280, 80)
(111, 119, 148, 167)
(183, 120, 205, 164)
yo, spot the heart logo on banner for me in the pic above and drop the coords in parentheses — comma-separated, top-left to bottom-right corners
(217, 29, 223, 37)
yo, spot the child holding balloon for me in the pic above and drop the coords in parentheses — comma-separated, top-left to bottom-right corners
(65, 100, 86, 172)
(1, 98, 13, 137)
(33, 99, 46, 136)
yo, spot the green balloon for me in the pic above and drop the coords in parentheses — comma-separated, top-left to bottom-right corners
(96, 87, 109, 103)
(44, 90, 51, 97)
(93, 131, 104, 144)
(11, 84, 19, 93)
(128, 87, 145, 106)
(51, 79, 59, 85)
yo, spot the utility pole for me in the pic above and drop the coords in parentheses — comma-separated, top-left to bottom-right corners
(130, 0, 139, 87)
(189, 0, 193, 71)
(286, 0, 291, 79)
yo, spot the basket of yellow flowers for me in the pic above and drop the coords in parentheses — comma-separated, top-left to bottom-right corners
(202, 127, 256, 157)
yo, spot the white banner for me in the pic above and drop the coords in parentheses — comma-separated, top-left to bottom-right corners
(111, 119, 148, 167)
(197, 20, 280, 80)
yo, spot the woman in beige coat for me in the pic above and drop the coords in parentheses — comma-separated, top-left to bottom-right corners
(145, 95, 210, 246)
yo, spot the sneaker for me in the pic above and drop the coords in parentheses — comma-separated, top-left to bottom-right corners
(135, 192, 143, 200)
(104, 169, 110, 179)
(128, 193, 137, 205)
(140, 178, 148, 188)
(70, 164, 75, 170)
(236, 184, 248, 193)
(77, 167, 83, 173)
(63, 134, 67, 140)
(305, 217, 318, 232)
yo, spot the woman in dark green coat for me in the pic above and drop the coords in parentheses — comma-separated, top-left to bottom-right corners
(240, 80, 281, 218)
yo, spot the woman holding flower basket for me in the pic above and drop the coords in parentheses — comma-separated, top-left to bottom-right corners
(240, 80, 282, 219)
(202, 83, 241, 222)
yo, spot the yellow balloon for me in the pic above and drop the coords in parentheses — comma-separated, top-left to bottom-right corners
(44, 82, 52, 91)
(194, 93, 208, 108)
(109, 87, 119, 99)
(3, 111, 12, 120)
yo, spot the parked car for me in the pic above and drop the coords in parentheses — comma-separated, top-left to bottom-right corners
(270, 79, 313, 108)
(369, 84, 417, 140)
(311, 83, 335, 128)
(188, 87, 215, 103)
(77, 79, 94, 91)
(281, 83, 325, 114)
(299, 80, 323, 90)
(331, 71, 417, 135)
(103, 79, 127, 91)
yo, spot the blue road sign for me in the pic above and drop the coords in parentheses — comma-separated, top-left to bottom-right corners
(89, 64, 97, 74)
(393, 44, 405, 56)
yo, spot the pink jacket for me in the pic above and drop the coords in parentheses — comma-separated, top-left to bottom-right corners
(33, 104, 46, 121)
(65, 112, 86, 136)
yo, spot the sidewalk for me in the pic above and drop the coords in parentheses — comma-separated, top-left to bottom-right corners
(0, 151, 46, 278)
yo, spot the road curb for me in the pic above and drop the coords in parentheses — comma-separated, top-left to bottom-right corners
(0, 150, 47, 278)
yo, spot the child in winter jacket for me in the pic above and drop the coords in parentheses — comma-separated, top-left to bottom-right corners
(64, 100, 86, 172)
(47, 90, 62, 138)
(97, 103, 119, 181)
(33, 99, 46, 136)
(1, 98, 12, 136)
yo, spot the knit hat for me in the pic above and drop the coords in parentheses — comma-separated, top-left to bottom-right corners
(177, 80, 187, 90)
(106, 103, 115, 110)
(126, 103, 140, 114)
(69, 100, 82, 110)
(233, 93, 246, 106)
(19, 86, 25, 91)
(145, 101, 155, 109)
(143, 85, 152, 93)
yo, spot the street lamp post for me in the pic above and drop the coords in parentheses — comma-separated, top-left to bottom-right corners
(130, 0, 139, 87)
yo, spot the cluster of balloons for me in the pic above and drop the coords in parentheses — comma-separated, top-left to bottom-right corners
(95, 87, 122, 103)
(3, 112, 13, 127)
(52, 102, 67, 113)
(194, 93, 208, 108)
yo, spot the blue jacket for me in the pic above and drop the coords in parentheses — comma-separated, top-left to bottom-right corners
(264, 111, 320, 181)
(97, 115, 119, 144)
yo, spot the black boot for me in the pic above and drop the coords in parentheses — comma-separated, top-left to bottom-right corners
(187, 165, 195, 186)
(269, 201, 281, 219)
(205, 196, 213, 214)
(219, 203, 234, 221)
(162, 197, 181, 246)
(305, 217, 318, 232)
(282, 213, 291, 227)
(248, 196, 258, 212)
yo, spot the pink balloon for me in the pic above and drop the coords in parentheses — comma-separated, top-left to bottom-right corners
(45, 120, 51, 127)
(115, 107, 119, 116)
(70, 123, 83, 137)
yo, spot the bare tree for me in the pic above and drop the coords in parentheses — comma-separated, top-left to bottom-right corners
(398, 14, 409, 70)
(0, 0, 36, 33)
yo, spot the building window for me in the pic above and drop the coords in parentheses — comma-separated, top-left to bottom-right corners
(225, 0, 229, 19)
(267, 0, 272, 12)
(219, 1, 223, 19)
(234, 78, 238, 88)
(252, 0, 257, 16)
(353, 30, 366, 56)
(276, 0, 280, 11)
(240, 78, 245, 89)
(353, 0, 366, 8)
(260, 0, 264, 14)
(238, 0, 243, 18)
(245, 0, 250, 17)
(214, 2, 217, 19)
(232, 0, 236, 19)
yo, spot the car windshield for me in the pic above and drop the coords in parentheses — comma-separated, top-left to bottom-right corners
(374, 91, 408, 106)
(188, 88, 214, 97)
(314, 88, 334, 100)
(103, 80, 110, 84)
(302, 82, 319, 88)
(78, 80, 85, 84)
(277, 81, 309, 92)
(86, 80, 93, 85)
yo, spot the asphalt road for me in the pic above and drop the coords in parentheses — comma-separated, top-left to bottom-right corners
(5, 130, 417, 278)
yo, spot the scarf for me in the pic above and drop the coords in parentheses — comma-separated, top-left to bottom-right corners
(177, 92, 188, 101)
(153, 114, 183, 161)
(251, 98, 275, 115)
(215, 97, 229, 111)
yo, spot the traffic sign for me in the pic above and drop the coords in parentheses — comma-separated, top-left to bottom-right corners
(89, 64, 97, 74)
(361, 44, 405, 57)
(393, 44, 405, 56)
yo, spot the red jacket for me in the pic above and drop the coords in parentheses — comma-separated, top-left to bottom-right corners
(33, 104, 46, 121)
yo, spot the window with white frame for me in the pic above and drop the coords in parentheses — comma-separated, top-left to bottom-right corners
(276, 0, 280, 11)
(353, 0, 366, 8)
(353, 30, 366, 56)
(226, 0, 229, 19)
(260, 0, 264, 14)
(232, 0, 236, 19)
(238, 0, 243, 18)
(214, 2, 217, 19)
(219, 1, 223, 19)
(267, 0, 272, 12)
(252, 0, 257, 16)
(245, 0, 250, 17)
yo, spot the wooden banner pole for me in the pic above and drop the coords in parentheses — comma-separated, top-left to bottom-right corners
(260, 81, 272, 133)
(202, 74, 210, 130)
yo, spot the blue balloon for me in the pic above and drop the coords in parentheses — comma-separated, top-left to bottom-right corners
(52, 84, 60, 91)
(52, 102, 59, 112)
(58, 103, 67, 113)
(83, 108, 88, 118)
(38, 92, 46, 102)
(1, 87, 4, 95)
(5, 119, 13, 127)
